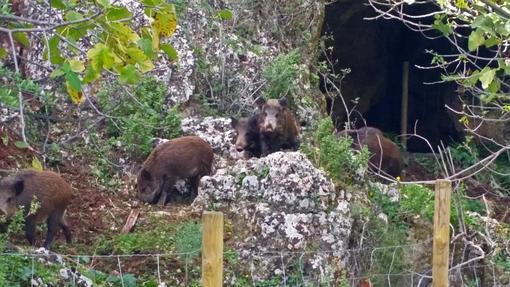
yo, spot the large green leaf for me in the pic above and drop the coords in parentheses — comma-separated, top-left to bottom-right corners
(13, 32, 30, 47)
(160, 43, 178, 61)
(126, 47, 154, 72)
(65, 11, 83, 21)
(138, 38, 155, 59)
(106, 6, 132, 20)
(68, 59, 85, 72)
(97, 0, 111, 8)
(468, 29, 485, 51)
(478, 67, 496, 90)
(47, 36, 64, 64)
(87, 43, 121, 70)
(82, 66, 100, 84)
(65, 70, 82, 91)
(50, 0, 66, 10)
(119, 64, 141, 84)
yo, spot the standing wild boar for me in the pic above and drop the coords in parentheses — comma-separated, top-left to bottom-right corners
(137, 135, 214, 205)
(256, 97, 300, 156)
(337, 127, 404, 177)
(0, 170, 72, 249)
(230, 114, 261, 158)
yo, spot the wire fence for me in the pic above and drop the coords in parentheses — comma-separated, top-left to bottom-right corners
(1, 238, 507, 287)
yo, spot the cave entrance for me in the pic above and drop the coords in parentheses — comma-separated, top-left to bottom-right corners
(321, 1, 462, 152)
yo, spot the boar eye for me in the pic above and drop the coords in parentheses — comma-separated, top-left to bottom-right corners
(6, 197, 12, 203)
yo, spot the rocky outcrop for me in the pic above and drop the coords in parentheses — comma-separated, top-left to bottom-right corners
(193, 151, 351, 282)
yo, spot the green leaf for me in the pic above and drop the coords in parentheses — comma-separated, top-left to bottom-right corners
(31, 157, 43, 171)
(0, 47, 7, 59)
(68, 59, 85, 72)
(126, 47, 154, 72)
(217, 9, 233, 20)
(154, 10, 177, 37)
(14, 141, 29, 149)
(87, 43, 121, 70)
(66, 81, 84, 104)
(65, 11, 83, 21)
(160, 43, 178, 61)
(83, 66, 100, 84)
(13, 32, 30, 47)
(432, 15, 451, 36)
(484, 37, 500, 48)
(478, 67, 496, 89)
(487, 78, 501, 93)
(106, 6, 132, 20)
(65, 71, 82, 91)
(47, 36, 64, 64)
(50, 68, 65, 78)
(97, 0, 110, 8)
(468, 29, 485, 51)
(50, 0, 66, 10)
(119, 64, 141, 84)
(138, 38, 155, 59)
(471, 15, 493, 31)
(464, 70, 480, 87)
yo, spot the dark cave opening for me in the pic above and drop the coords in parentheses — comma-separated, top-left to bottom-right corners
(321, 1, 463, 152)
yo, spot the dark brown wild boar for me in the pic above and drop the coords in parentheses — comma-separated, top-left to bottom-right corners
(230, 114, 261, 158)
(0, 170, 72, 249)
(337, 127, 403, 177)
(256, 98, 300, 156)
(137, 136, 214, 205)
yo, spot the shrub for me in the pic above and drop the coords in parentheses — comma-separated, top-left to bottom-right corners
(97, 76, 182, 156)
(262, 50, 301, 100)
(305, 117, 369, 184)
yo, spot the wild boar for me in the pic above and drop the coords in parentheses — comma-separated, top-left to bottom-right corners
(137, 136, 214, 205)
(230, 114, 261, 158)
(0, 170, 72, 249)
(256, 98, 300, 156)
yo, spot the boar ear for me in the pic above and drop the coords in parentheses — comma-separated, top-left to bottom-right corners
(13, 179, 24, 196)
(254, 97, 266, 108)
(278, 97, 288, 107)
(230, 117, 238, 128)
(140, 169, 152, 180)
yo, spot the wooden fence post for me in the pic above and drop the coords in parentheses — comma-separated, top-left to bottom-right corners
(433, 179, 452, 287)
(202, 211, 224, 287)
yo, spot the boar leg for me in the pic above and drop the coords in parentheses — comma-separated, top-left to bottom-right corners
(43, 209, 65, 249)
(24, 215, 37, 246)
(190, 175, 200, 200)
(157, 191, 168, 206)
(60, 215, 72, 243)
(157, 178, 174, 206)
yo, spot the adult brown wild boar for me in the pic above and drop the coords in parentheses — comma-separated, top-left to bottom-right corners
(137, 135, 214, 205)
(0, 170, 72, 249)
(230, 114, 262, 158)
(337, 127, 404, 177)
(256, 98, 300, 156)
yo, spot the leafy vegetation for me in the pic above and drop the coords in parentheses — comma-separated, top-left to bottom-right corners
(303, 117, 369, 184)
(262, 50, 301, 101)
(97, 76, 182, 156)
